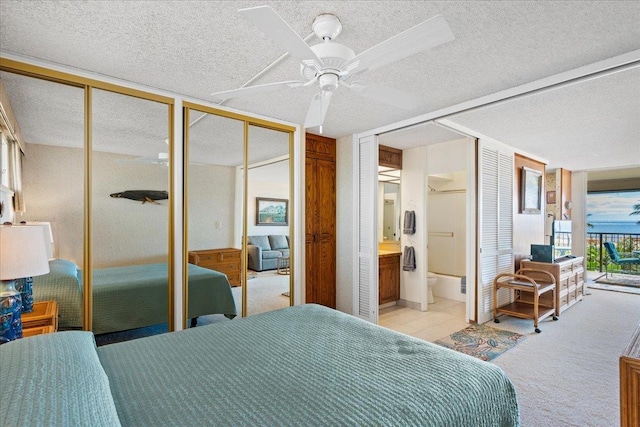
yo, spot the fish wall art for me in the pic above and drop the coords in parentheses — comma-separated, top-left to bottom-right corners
(110, 190, 168, 204)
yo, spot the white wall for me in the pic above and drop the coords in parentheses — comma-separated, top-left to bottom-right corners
(20, 144, 83, 265)
(400, 145, 427, 307)
(21, 143, 237, 268)
(427, 138, 469, 173)
(247, 159, 290, 237)
(188, 163, 236, 251)
(336, 135, 354, 313)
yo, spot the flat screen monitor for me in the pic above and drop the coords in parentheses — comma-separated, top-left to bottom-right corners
(531, 244, 554, 263)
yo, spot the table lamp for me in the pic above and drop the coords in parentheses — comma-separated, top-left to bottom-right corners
(0, 224, 50, 344)
(15, 222, 54, 312)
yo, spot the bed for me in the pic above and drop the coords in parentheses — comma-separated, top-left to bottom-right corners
(32, 259, 237, 334)
(0, 304, 520, 426)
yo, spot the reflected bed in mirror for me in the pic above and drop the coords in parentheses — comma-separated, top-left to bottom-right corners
(33, 259, 236, 334)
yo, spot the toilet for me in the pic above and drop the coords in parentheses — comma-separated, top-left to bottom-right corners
(427, 272, 436, 304)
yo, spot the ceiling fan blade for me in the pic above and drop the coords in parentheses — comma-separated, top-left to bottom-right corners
(342, 81, 422, 110)
(239, 5, 323, 67)
(211, 80, 305, 102)
(304, 91, 332, 128)
(116, 157, 165, 165)
(346, 15, 454, 75)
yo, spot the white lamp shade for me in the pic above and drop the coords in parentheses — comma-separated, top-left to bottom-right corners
(22, 221, 54, 260)
(0, 225, 51, 280)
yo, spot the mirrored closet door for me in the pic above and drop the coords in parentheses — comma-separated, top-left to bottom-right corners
(0, 70, 85, 334)
(184, 106, 244, 325)
(246, 124, 292, 316)
(91, 88, 171, 340)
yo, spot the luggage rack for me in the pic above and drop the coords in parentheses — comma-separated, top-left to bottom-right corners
(493, 268, 558, 333)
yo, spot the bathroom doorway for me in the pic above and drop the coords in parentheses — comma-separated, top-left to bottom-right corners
(373, 123, 475, 340)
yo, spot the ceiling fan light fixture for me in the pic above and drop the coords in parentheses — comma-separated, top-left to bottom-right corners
(215, 6, 455, 130)
(312, 13, 342, 40)
(300, 42, 355, 80)
(318, 73, 339, 91)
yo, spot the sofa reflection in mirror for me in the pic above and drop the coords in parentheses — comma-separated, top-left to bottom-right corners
(247, 235, 290, 272)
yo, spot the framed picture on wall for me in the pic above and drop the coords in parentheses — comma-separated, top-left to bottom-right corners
(546, 190, 556, 204)
(256, 197, 288, 226)
(521, 167, 542, 214)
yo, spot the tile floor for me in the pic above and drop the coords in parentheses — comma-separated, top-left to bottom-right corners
(379, 297, 470, 342)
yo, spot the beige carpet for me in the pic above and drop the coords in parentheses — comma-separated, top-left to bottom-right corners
(232, 271, 291, 315)
(491, 289, 640, 426)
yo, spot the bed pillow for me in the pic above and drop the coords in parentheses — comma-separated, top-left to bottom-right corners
(0, 331, 122, 426)
(268, 235, 288, 250)
(248, 235, 271, 250)
(49, 258, 79, 277)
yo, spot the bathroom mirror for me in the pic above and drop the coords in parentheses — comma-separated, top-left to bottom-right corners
(382, 182, 401, 241)
(378, 167, 401, 242)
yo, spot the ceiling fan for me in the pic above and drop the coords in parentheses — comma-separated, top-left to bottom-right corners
(116, 152, 171, 166)
(211, 5, 455, 130)
(116, 153, 203, 166)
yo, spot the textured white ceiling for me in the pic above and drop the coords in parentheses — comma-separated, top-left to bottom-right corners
(1, 1, 639, 174)
(378, 122, 468, 150)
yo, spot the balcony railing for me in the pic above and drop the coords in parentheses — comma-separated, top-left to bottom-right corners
(555, 231, 640, 274)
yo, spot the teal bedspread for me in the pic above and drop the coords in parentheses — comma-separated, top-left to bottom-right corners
(98, 304, 520, 426)
(0, 332, 121, 427)
(34, 259, 237, 334)
(33, 259, 83, 329)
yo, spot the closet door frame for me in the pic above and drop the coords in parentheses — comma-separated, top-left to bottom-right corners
(181, 102, 296, 320)
(1, 55, 301, 332)
(0, 57, 175, 331)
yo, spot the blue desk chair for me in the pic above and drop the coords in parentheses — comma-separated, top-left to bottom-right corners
(603, 242, 640, 278)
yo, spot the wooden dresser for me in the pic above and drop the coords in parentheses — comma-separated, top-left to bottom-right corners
(520, 256, 584, 315)
(621, 322, 640, 427)
(188, 248, 242, 287)
(379, 253, 401, 304)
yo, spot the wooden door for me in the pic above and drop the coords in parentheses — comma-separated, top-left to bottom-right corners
(305, 134, 336, 308)
(305, 157, 317, 304)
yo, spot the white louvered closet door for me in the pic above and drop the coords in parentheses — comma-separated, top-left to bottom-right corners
(354, 135, 378, 323)
(477, 140, 514, 324)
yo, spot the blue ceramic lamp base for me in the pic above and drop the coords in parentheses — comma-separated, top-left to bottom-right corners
(0, 280, 23, 345)
(15, 276, 34, 313)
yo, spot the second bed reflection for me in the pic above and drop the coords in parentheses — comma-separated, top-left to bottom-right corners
(185, 109, 292, 321)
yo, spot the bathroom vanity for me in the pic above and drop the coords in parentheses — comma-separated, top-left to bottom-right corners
(379, 243, 401, 305)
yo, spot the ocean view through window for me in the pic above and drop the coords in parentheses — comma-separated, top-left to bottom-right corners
(586, 191, 640, 274)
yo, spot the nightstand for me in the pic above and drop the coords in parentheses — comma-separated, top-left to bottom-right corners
(22, 300, 59, 334)
(23, 325, 55, 337)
